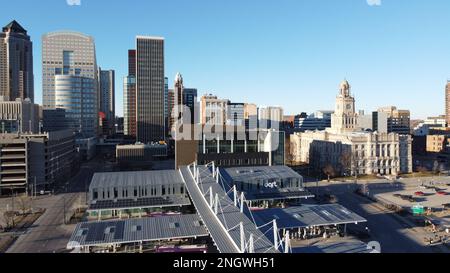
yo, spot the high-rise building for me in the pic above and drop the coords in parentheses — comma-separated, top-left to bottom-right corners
(168, 73, 198, 132)
(377, 106, 410, 134)
(0, 20, 34, 102)
(54, 75, 97, 137)
(200, 94, 229, 125)
(98, 69, 115, 136)
(164, 77, 169, 136)
(42, 31, 98, 137)
(446, 80, 450, 127)
(169, 73, 183, 132)
(183, 88, 198, 124)
(124, 50, 137, 137)
(42, 31, 97, 108)
(135, 36, 165, 143)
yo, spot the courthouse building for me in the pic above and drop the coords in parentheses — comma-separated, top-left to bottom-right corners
(291, 80, 412, 176)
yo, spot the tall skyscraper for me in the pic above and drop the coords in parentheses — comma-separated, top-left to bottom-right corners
(183, 88, 198, 124)
(170, 72, 183, 131)
(164, 77, 169, 137)
(446, 80, 450, 127)
(42, 31, 97, 109)
(98, 68, 115, 136)
(0, 20, 34, 102)
(135, 36, 165, 143)
(124, 50, 137, 137)
(54, 75, 97, 137)
(42, 31, 98, 137)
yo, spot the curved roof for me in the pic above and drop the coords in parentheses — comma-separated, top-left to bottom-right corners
(43, 30, 94, 40)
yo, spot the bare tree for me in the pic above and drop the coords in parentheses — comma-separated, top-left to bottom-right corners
(432, 160, 440, 175)
(416, 166, 428, 173)
(18, 196, 31, 215)
(3, 211, 15, 229)
(323, 164, 336, 182)
(340, 150, 352, 176)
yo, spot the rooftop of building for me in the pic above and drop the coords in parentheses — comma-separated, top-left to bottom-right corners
(222, 165, 303, 182)
(2, 20, 27, 34)
(67, 214, 208, 249)
(116, 142, 167, 149)
(253, 204, 367, 230)
(89, 170, 185, 189)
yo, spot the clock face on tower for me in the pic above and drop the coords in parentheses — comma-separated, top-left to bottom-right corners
(346, 104, 351, 110)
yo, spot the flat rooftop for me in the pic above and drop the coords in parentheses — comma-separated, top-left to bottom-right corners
(90, 170, 184, 189)
(67, 214, 209, 248)
(223, 166, 303, 182)
(253, 204, 367, 229)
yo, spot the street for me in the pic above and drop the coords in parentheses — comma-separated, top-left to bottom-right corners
(306, 178, 449, 253)
(1, 158, 109, 253)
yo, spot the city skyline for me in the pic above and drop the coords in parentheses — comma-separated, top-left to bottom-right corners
(1, 0, 450, 119)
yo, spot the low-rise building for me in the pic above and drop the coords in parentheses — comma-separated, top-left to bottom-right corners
(87, 170, 191, 219)
(175, 126, 285, 169)
(294, 111, 333, 132)
(116, 142, 168, 163)
(0, 130, 77, 194)
(426, 135, 449, 153)
(220, 165, 313, 208)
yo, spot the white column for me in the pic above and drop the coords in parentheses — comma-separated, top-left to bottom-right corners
(203, 134, 206, 154)
(217, 136, 220, 154)
(240, 192, 245, 213)
(209, 187, 213, 208)
(240, 222, 245, 253)
(233, 185, 237, 206)
(214, 193, 219, 214)
(273, 219, 278, 251)
(249, 233, 254, 253)
(284, 230, 290, 253)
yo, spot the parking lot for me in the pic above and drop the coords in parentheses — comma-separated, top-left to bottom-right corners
(365, 177, 450, 211)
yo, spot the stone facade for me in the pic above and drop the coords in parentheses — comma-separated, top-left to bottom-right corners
(290, 80, 413, 176)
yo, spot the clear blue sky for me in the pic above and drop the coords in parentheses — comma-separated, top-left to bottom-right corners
(1, 0, 449, 119)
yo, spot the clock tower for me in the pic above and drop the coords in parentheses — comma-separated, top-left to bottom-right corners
(331, 80, 358, 133)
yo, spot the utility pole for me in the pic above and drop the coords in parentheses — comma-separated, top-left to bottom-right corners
(10, 187, 15, 228)
(34, 176, 37, 199)
(63, 196, 66, 225)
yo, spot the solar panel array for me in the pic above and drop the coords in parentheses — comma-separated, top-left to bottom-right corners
(253, 204, 367, 230)
(68, 214, 209, 248)
(224, 166, 303, 182)
(90, 169, 185, 189)
(88, 196, 191, 210)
